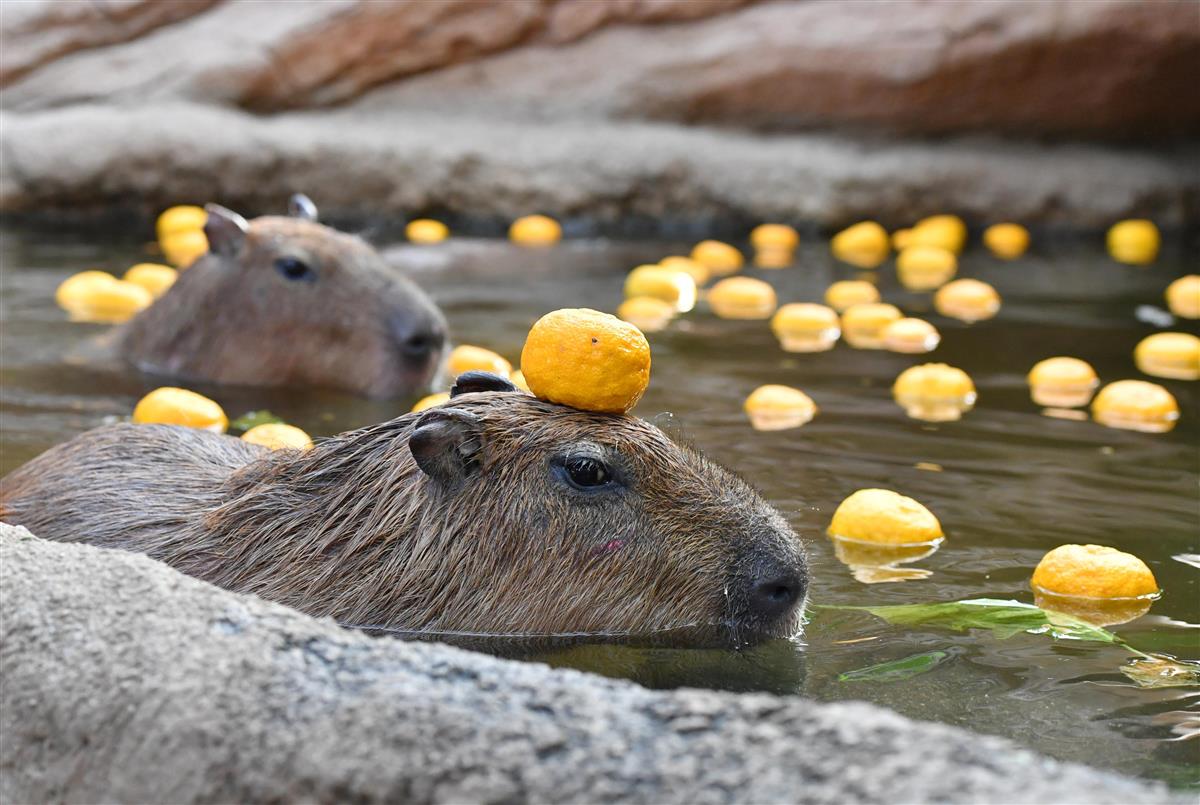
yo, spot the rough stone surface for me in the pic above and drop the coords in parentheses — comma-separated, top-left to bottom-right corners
(359, 0, 1200, 141)
(0, 523, 1172, 804)
(0, 0, 752, 113)
(0, 0, 218, 86)
(1, 0, 1195, 139)
(1, 103, 1195, 228)
(0, 1, 1195, 225)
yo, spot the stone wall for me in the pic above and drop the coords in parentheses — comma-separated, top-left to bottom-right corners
(0, 524, 1172, 804)
(0, 0, 1197, 225)
(4, 0, 1196, 139)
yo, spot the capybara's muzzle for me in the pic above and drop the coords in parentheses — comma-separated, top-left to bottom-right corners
(726, 539, 809, 643)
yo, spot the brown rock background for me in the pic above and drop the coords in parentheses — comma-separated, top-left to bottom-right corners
(5, 0, 1196, 138)
(1, 0, 1197, 223)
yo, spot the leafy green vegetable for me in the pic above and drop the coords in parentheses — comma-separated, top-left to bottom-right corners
(817, 598, 1119, 643)
(228, 410, 285, 434)
(838, 649, 953, 683)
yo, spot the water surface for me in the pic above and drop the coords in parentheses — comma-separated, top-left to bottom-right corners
(1, 224, 1196, 786)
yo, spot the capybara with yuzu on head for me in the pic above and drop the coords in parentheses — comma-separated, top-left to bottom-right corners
(0, 373, 808, 646)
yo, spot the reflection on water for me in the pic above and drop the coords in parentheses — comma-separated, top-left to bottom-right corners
(537, 638, 808, 695)
(1, 224, 1197, 787)
(830, 536, 941, 584)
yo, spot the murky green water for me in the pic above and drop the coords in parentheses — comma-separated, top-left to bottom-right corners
(1, 223, 1197, 787)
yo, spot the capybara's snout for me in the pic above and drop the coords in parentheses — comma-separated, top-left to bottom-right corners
(727, 533, 809, 642)
(389, 303, 447, 368)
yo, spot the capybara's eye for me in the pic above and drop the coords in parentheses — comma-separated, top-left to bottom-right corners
(564, 456, 611, 489)
(274, 257, 315, 283)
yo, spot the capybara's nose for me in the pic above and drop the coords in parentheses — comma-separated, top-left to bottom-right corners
(392, 314, 446, 363)
(749, 567, 806, 622)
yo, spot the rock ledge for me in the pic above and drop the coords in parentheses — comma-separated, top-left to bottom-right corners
(0, 523, 1170, 804)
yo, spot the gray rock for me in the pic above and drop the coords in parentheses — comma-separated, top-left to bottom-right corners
(3, 1, 1196, 140)
(0, 523, 1170, 804)
(0, 0, 218, 87)
(1, 103, 1195, 228)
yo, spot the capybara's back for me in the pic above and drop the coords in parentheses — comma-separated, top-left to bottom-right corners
(1, 424, 263, 561)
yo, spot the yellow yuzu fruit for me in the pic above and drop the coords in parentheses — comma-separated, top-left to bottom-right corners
(156, 205, 207, 241)
(617, 296, 676, 333)
(828, 488, 944, 546)
(750, 223, 799, 252)
(770, 303, 840, 352)
(58, 274, 153, 324)
(446, 345, 512, 379)
(743, 384, 818, 431)
(1027, 357, 1099, 407)
(893, 362, 977, 421)
(509, 214, 561, 246)
(824, 280, 880, 312)
(707, 277, 777, 320)
(160, 229, 209, 268)
(132, 387, 227, 432)
(510, 370, 531, 393)
(908, 215, 967, 254)
(123, 263, 177, 299)
(1134, 332, 1200, 381)
(1032, 544, 1158, 599)
(841, 302, 902, 349)
(881, 317, 940, 354)
(896, 246, 957, 291)
(934, 279, 1001, 323)
(658, 255, 711, 286)
(406, 219, 449, 244)
(1091, 379, 1179, 433)
(624, 265, 696, 312)
(831, 221, 889, 268)
(520, 308, 651, 414)
(983, 223, 1029, 260)
(1107, 219, 1159, 265)
(1165, 275, 1199, 319)
(241, 423, 313, 450)
(56, 270, 118, 311)
(690, 240, 744, 276)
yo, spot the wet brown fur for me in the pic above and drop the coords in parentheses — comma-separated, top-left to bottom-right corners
(0, 393, 807, 642)
(115, 216, 446, 398)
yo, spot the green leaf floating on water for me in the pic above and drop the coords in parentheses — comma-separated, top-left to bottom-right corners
(816, 598, 1199, 689)
(818, 598, 1119, 643)
(229, 410, 285, 434)
(838, 649, 954, 683)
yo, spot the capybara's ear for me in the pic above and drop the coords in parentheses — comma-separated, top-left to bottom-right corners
(451, 371, 517, 397)
(409, 408, 484, 484)
(203, 204, 249, 258)
(288, 193, 318, 222)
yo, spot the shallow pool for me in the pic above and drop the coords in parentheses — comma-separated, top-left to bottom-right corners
(1, 222, 1196, 787)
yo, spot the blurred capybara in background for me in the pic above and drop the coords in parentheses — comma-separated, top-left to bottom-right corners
(116, 196, 447, 398)
(0, 373, 808, 646)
